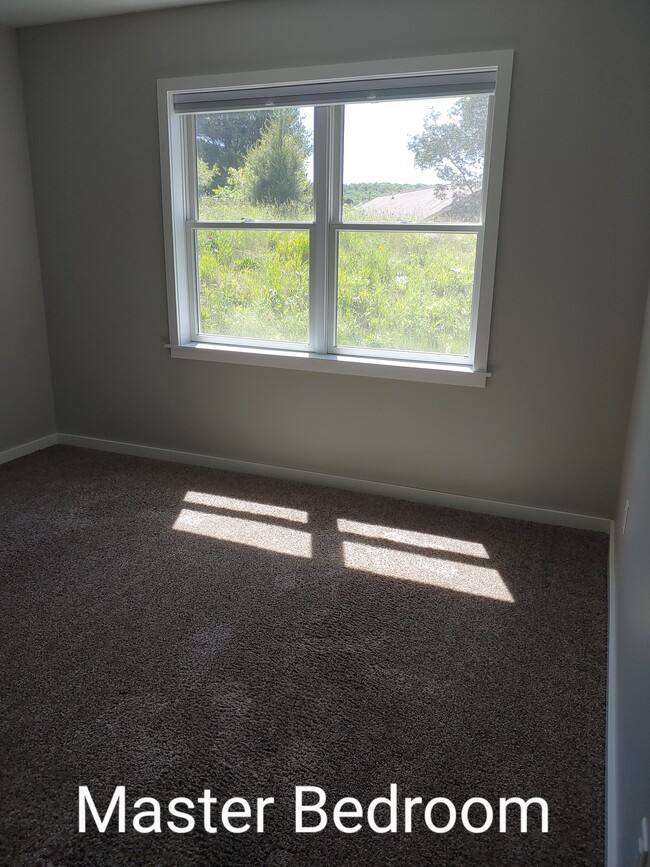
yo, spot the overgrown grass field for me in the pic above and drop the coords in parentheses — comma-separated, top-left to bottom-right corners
(197, 195, 476, 355)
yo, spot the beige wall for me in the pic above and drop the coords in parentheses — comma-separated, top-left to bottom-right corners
(17, 0, 650, 517)
(0, 25, 54, 451)
(613, 287, 650, 865)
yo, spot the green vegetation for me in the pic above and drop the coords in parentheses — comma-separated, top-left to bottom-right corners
(198, 107, 313, 221)
(197, 229, 310, 343)
(228, 110, 311, 207)
(196, 108, 312, 192)
(408, 95, 488, 197)
(197, 110, 271, 183)
(197, 158, 219, 196)
(198, 225, 475, 354)
(337, 231, 475, 354)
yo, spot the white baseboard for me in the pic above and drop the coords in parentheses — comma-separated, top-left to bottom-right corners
(606, 524, 618, 867)
(57, 432, 611, 532)
(0, 433, 58, 466)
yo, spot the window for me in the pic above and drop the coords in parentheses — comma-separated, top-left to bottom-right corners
(158, 52, 512, 386)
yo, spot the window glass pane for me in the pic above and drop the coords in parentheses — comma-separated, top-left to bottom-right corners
(195, 107, 314, 222)
(341, 95, 489, 224)
(336, 231, 477, 355)
(197, 229, 310, 344)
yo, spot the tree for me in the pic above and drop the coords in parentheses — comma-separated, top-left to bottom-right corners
(196, 107, 311, 184)
(196, 111, 272, 182)
(234, 109, 310, 206)
(197, 158, 219, 196)
(407, 96, 489, 197)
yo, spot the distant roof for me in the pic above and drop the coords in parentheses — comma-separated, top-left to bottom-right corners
(360, 186, 481, 222)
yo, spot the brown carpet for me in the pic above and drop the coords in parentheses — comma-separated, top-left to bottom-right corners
(0, 446, 607, 866)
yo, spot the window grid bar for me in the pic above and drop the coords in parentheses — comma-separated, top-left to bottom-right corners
(192, 332, 310, 352)
(188, 220, 315, 231)
(184, 117, 200, 339)
(467, 94, 496, 364)
(332, 345, 472, 365)
(326, 105, 344, 354)
(184, 116, 199, 222)
(467, 227, 486, 363)
(188, 220, 479, 234)
(331, 221, 482, 234)
(186, 224, 199, 342)
(311, 106, 331, 354)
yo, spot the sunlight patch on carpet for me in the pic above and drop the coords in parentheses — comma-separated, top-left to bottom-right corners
(173, 508, 313, 558)
(337, 519, 490, 558)
(341, 540, 513, 601)
(184, 491, 309, 523)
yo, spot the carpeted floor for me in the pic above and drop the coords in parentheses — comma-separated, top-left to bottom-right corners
(0, 446, 607, 866)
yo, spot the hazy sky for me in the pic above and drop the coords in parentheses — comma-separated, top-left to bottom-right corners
(342, 97, 456, 185)
(301, 97, 457, 186)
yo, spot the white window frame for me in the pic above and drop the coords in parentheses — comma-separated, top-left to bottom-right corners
(158, 51, 512, 387)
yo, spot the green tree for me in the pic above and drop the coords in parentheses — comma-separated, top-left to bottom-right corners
(196, 107, 311, 184)
(407, 96, 489, 197)
(197, 158, 219, 195)
(235, 109, 310, 206)
(196, 111, 272, 182)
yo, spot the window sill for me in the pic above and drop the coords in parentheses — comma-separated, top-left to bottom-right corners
(166, 342, 490, 387)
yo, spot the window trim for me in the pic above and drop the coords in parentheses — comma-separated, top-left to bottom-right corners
(158, 50, 513, 386)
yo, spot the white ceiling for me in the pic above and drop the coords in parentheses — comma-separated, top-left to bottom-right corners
(0, 0, 230, 28)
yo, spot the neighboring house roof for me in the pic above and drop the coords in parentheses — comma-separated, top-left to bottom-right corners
(360, 186, 481, 222)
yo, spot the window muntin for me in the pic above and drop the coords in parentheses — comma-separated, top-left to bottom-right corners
(160, 54, 511, 381)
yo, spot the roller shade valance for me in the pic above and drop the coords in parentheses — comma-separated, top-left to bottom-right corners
(172, 70, 497, 114)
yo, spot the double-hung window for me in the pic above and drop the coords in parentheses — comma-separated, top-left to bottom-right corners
(158, 52, 512, 386)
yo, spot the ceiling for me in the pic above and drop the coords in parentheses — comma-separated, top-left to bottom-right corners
(0, 0, 230, 28)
